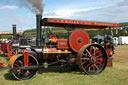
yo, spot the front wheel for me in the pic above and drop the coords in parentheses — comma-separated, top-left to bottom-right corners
(77, 44, 108, 74)
(9, 54, 39, 80)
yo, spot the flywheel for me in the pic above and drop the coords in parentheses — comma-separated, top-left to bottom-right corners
(69, 29, 90, 52)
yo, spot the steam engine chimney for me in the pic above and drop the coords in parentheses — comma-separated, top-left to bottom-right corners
(36, 14, 42, 47)
(12, 24, 17, 41)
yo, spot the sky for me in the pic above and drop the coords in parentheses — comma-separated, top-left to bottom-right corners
(0, 0, 128, 32)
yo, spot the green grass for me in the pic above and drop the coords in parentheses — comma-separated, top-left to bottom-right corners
(0, 55, 128, 85)
(120, 22, 128, 26)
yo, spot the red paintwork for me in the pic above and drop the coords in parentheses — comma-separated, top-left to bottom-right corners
(0, 41, 7, 55)
(8, 48, 18, 59)
(107, 57, 113, 67)
(106, 49, 113, 67)
(7, 40, 13, 53)
(50, 35, 57, 44)
(42, 18, 120, 28)
(57, 39, 69, 49)
(106, 49, 112, 57)
(69, 30, 90, 52)
(0, 62, 5, 67)
(24, 50, 29, 66)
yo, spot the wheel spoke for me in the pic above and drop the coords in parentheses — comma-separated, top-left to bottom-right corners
(86, 49, 92, 57)
(93, 47, 96, 55)
(82, 61, 87, 64)
(14, 64, 20, 67)
(85, 64, 90, 69)
(24, 71, 30, 76)
(95, 64, 99, 70)
(97, 58, 103, 61)
(8, 49, 18, 59)
(95, 50, 99, 55)
(16, 61, 18, 63)
(83, 53, 88, 57)
(19, 60, 23, 66)
(81, 58, 90, 60)
(90, 46, 92, 55)
(96, 54, 102, 58)
(96, 61, 102, 65)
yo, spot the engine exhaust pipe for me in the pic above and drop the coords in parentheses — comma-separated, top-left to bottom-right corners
(12, 24, 16, 41)
(36, 14, 42, 47)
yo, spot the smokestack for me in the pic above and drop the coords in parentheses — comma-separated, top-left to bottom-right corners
(12, 24, 17, 41)
(36, 14, 42, 47)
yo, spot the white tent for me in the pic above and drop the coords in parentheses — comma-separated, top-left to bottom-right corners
(118, 36, 128, 45)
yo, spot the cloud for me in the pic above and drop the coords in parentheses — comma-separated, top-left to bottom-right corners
(44, 7, 102, 18)
(44, 0, 128, 23)
(0, 0, 128, 32)
(73, 5, 128, 22)
(118, 0, 128, 6)
(0, 5, 18, 10)
(53, 9, 90, 18)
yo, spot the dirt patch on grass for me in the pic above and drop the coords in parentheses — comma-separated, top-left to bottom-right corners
(113, 45, 128, 70)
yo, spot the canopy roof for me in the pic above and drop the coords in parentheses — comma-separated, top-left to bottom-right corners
(42, 18, 120, 29)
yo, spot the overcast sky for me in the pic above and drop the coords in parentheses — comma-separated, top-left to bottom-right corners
(0, 0, 128, 31)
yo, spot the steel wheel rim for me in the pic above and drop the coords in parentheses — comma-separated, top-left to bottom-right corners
(78, 44, 108, 74)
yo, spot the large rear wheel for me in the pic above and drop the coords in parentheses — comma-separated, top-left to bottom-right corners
(77, 44, 108, 74)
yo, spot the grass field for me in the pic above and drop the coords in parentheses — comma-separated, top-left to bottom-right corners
(0, 46, 128, 85)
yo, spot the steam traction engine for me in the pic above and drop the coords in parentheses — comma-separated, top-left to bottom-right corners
(8, 15, 120, 80)
(0, 25, 19, 56)
(7, 25, 20, 59)
(7, 24, 30, 59)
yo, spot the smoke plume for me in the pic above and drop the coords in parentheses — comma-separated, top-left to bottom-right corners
(26, 0, 44, 14)
(4, 0, 44, 14)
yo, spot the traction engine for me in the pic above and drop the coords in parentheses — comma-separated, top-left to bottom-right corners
(8, 14, 120, 80)
(7, 25, 20, 59)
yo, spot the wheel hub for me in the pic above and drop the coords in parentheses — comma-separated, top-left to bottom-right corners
(89, 56, 97, 64)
